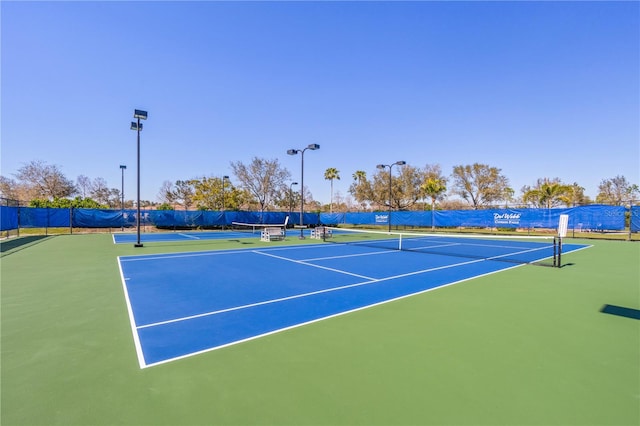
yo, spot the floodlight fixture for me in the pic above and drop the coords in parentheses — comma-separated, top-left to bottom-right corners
(377, 160, 406, 232)
(130, 108, 147, 248)
(287, 144, 320, 238)
(134, 109, 148, 120)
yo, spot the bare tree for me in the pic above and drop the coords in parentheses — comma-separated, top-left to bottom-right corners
(230, 157, 291, 214)
(108, 188, 122, 208)
(76, 175, 92, 198)
(174, 180, 195, 210)
(90, 177, 111, 205)
(14, 160, 76, 200)
(450, 163, 511, 209)
(331, 190, 347, 212)
(157, 180, 176, 205)
(596, 175, 639, 205)
(0, 176, 21, 200)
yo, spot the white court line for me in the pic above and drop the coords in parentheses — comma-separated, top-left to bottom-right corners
(137, 255, 507, 369)
(399, 236, 553, 251)
(117, 258, 146, 369)
(136, 256, 485, 330)
(178, 233, 200, 240)
(119, 241, 369, 262)
(119, 249, 250, 262)
(485, 244, 551, 260)
(301, 249, 401, 262)
(406, 242, 462, 250)
(406, 241, 551, 253)
(119, 238, 555, 264)
(254, 250, 376, 280)
(337, 238, 548, 252)
(125, 242, 592, 368)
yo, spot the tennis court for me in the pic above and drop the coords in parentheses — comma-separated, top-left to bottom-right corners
(119, 233, 589, 368)
(113, 230, 256, 244)
(2, 233, 638, 425)
(112, 220, 293, 244)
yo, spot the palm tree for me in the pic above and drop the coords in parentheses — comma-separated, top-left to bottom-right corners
(421, 177, 447, 229)
(522, 178, 572, 209)
(352, 170, 366, 184)
(350, 170, 367, 211)
(324, 167, 340, 213)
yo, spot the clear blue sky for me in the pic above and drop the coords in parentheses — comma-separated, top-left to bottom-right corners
(2, 1, 638, 205)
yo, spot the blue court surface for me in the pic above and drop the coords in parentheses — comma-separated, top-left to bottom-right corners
(113, 230, 258, 244)
(118, 238, 589, 368)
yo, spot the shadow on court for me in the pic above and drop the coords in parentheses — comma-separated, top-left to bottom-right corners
(601, 304, 640, 320)
(0, 235, 53, 256)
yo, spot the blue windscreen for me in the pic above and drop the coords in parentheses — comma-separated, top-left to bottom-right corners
(631, 205, 640, 232)
(1, 205, 629, 231)
(320, 205, 626, 230)
(0, 206, 18, 231)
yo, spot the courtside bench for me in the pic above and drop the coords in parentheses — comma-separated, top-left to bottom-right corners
(261, 227, 285, 242)
(311, 226, 332, 239)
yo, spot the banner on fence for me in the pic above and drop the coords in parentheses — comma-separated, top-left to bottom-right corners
(0, 205, 629, 233)
(319, 205, 626, 231)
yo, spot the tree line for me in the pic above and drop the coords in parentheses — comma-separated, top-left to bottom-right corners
(1, 159, 638, 211)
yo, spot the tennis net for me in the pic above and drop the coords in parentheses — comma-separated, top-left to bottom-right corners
(231, 216, 290, 234)
(321, 227, 562, 267)
(230, 221, 265, 234)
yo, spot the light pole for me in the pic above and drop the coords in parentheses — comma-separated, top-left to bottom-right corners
(287, 143, 320, 238)
(289, 181, 298, 219)
(376, 160, 406, 232)
(221, 175, 229, 229)
(130, 109, 147, 248)
(120, 165, 126, 231)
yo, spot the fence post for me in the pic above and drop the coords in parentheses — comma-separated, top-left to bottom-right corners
(629, 201, 635, 241)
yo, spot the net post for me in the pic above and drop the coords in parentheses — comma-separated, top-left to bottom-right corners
(557, 237, 562, 268)
(556, 214, 568, 268)
(552, 236, 563, 268)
